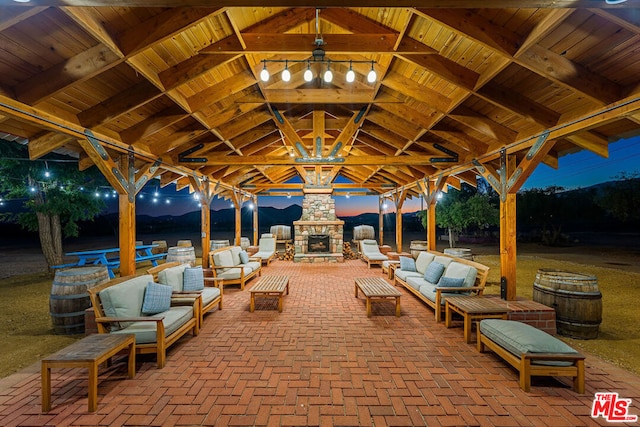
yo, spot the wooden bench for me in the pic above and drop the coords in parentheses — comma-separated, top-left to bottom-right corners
(477, 319, 585, 393)
(354, 277, 402, 317)
(41, 333, 136, 412)
(249, 275, 289, 312)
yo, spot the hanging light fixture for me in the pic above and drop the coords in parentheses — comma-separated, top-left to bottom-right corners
(260, 62, 270, 82)
(281, 60, 291, 82)
(367, 61, 377, 83)
(323, 60, 333, 83)
(304, 60, 313, 82)
(259, 9, 376, 85)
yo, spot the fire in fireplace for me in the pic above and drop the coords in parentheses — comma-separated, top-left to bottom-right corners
(308, 235, 330, 253)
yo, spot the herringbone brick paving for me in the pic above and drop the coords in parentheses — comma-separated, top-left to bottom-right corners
(1, 259, 639, 426)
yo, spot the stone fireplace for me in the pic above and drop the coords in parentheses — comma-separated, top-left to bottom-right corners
(293, 191, 344, 263)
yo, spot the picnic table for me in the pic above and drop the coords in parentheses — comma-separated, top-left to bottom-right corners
(55, 244, 166, 278)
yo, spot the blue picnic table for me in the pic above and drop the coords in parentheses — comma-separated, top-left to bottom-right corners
(56, 244, 166, 278)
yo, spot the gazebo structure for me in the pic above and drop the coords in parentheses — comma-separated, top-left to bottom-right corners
(1, 1, 639, 301)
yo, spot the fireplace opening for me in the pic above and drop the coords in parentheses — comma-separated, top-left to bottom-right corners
(308, 234, 330, 253)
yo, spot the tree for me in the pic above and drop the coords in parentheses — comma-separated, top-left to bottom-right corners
(0, 141, 106, 269)
(417, 182, 499, 248)
(595, 171, 640, 223)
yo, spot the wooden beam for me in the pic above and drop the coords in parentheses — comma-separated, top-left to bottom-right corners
(120, 105, 188, 144)
(158, 54, 240, 91)
(8, 1, 637, 7)
(261, 89, 379, 104)
(195, 154, 441, 166)
(15, 44, 121, 104)
(28, 132, 72, 160)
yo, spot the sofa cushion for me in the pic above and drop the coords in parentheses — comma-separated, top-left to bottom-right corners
(399, 256, 416, 272)
(406, 276, 426, 291)
(395, 269, 423, 282)
(217, 266, 252, 280)
(111, 306, 193, 344)
(201, 286, 221, 306)
(424, 262, 445, 284)
(100, 274, 151, 328)
(142, 282, 173, 315)
(230, 246, 242, 266)
(245, 260, 261, 272)
(436, 276, 465, 289)
(239, 250, 250, 264)
(183, 266, 204, 291)
(480, 319, 578, 366)
(433, 255, 453, 269)
(213, 249, 234, 272)
(158, 264, 188, 292)
(444, 262, 477, 288)
(415, 252, 436, 274)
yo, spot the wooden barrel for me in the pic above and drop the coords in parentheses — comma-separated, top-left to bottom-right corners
(353, 225, 374, 241)
(240, 237, 250, 250)
(410, 240, 429, 259)
(166, 246, 196, 267)
(211, 240, 230, 250)
(270, 225, 291, 240)
(444, 247, 473, 260)
(151, 240, 167, 254)
(177, 239, 192, 247)
(533, 269, 602, 340)
(49, 266, 109, 335)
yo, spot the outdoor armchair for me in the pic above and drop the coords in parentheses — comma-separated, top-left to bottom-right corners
(360, 239, 389, 268)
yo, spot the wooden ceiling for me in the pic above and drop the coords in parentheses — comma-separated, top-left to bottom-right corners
(1, 1, 639, 201)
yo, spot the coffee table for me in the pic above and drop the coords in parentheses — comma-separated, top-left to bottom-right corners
(250, 275, 289, 312)
(445, 296, 510, 343)
(41, 333, 136, 412)
(354, 277, 402, 317)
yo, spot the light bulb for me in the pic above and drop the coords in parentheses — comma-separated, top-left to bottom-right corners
(367, 67, 377, 83)
(260, 66, 270, 82)
(346, 69, 355, 83)
(282, 61, 291, 82)
(324, 69, 333, 83)
(304, 67, 313, 82)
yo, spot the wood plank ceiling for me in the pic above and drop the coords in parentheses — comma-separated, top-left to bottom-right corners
(0, 1, 639, 202)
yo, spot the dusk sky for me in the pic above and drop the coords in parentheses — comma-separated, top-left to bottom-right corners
(121, 136, 640, 218)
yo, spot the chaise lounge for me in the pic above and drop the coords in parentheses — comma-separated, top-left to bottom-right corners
(360, 239, 389, 268)
(253, 234, 277, 265)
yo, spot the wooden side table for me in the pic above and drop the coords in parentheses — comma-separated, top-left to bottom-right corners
(249, 275, 289, 312)
(42, 334, 136, 412)
(445, 296, 510, 343)
(354, 277, 402, 317)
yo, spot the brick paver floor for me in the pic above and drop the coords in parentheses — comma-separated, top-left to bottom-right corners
(1, 260, 639, 426)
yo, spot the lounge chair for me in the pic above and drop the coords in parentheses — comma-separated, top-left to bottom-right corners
(360, 239, 388, 268)
(254, 235, 277, 265)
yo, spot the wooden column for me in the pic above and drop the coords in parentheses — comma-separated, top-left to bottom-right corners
(474, 131, 554, 300)
(378, 197, 385, 245)
(252, 195, 258, 246)
(393, 190, 407, 252)
(417, 176, 445, 252)
(78, 132, 160, 277)
(189, 176, 214, 268)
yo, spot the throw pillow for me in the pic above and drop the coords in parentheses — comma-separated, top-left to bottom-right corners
(141, 282, 172, 315)
(435, 276, 465, 289)
(399, 256, 416, 272)
(423, 262, 445, 284)
(239, 250, 250, 264)
(183, 266, 204, 291)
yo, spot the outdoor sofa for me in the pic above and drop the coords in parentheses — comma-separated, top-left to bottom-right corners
(147, 261, 223, 329)
(209, 245, 262, 290)
(394, 250, 490, 321)
(87, 273, 200, 369)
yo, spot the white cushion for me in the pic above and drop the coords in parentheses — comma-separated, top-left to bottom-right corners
(158, 264, 188, 292)
(415, 252, 435, 274)
(213, 250, 234, 272)
(443, 262, 477, 288)
(230, 246, 242, 266)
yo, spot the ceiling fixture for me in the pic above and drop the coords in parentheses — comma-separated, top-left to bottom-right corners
(259, 9, 376, 84)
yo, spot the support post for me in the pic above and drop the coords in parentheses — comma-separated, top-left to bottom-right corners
(253, 195, 258, 246)
(378, 197, 384, 245)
